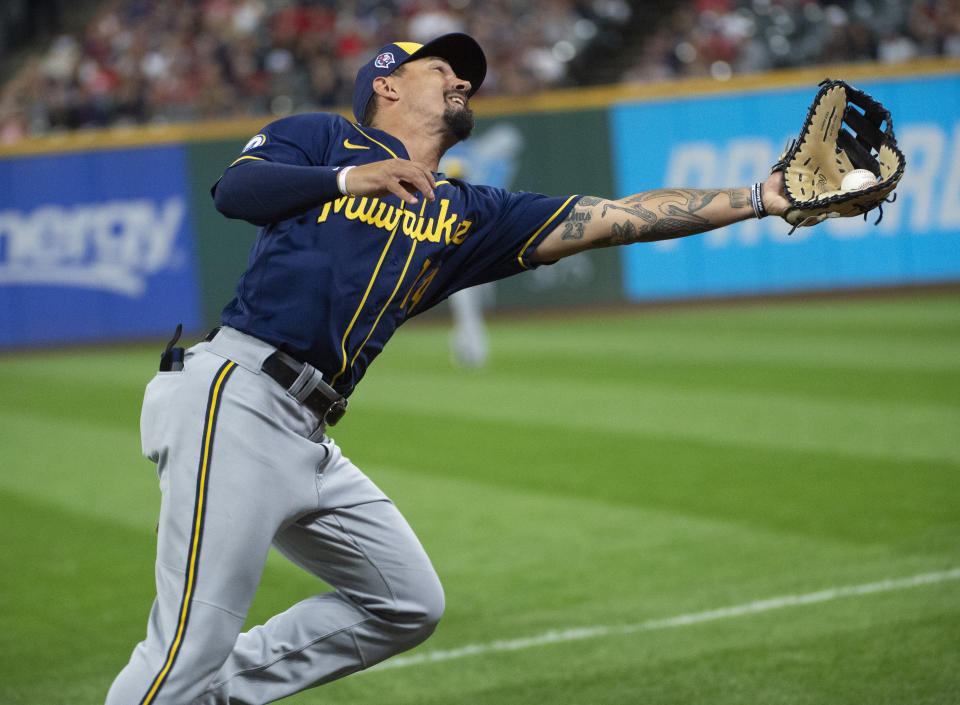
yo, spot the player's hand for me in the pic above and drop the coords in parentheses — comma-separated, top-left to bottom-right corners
(343, 159, 437, 205)
(761, 170, 790, 218)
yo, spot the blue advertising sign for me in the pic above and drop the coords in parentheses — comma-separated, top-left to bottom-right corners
(0, 145, 200, 347)
(610, 75, 960, 300)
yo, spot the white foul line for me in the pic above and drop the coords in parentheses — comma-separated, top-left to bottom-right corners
(374, 567, 960, 671)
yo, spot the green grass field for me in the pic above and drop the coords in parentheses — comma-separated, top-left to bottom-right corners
(2, 292, 959, 704)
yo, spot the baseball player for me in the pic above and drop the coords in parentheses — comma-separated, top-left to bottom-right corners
(106, 32, 791, 704)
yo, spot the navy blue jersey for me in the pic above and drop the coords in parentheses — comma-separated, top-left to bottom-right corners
(216, 112, 580, 396)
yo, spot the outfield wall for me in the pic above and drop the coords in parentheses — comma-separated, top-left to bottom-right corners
(1, 59, 958, 349)
(612, 75, 960, 301)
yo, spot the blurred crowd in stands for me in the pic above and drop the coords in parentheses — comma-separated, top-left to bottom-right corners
(0, 0, 958, 144)
(622, 0, 960, 84)
(0, 0, 630, 142)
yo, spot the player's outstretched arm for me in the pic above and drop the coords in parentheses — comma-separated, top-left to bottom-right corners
(532, 171, 789, 263)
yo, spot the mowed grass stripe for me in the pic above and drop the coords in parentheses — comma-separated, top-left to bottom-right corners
(0, 351, 154, 428)
(490, 294, 960, 342)
(0, 490, 157, 702)
(324, 591, 960, 705)
(348, 297, 960, 465)
(0, 410, 152, 528)
(348, 370, 960, 465)
(335, 407, 956, 545)
(486, 324, 960, 406)
(495, 324, 960, 373)
(392, 295, 960, 373)
(374, 568, 960, 671)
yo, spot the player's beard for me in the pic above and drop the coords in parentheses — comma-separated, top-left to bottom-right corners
(443, 104, 474, 142)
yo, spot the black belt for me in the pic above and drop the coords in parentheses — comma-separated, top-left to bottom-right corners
(205, 327, 348, 426)
(261, 352, 348, 426)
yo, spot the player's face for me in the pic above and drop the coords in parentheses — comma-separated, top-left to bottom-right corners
(398, 57, 474, 141)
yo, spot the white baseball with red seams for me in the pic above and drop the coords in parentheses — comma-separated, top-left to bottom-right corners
(841, 168, 879, 191)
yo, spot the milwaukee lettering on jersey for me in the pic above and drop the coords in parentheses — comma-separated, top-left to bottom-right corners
(317, 196, 473, 245)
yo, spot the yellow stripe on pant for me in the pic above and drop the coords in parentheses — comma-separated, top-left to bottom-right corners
(140, 360, 237, 705)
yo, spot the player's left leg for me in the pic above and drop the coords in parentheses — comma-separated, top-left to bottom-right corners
(192, 441, 444, 704)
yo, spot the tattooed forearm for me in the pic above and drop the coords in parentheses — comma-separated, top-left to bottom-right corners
(599, 200, 657, 223)
(623, 188, 749, 212)
(537, 187, 753, 262)
(590, 188, 750, 247)
(724, 188, 751, 209)
(622, 189, 716, 214)
(560, 196, 601, 240)
(593, 218, 715, 248)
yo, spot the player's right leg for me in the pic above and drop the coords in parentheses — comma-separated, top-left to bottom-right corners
(193, 446, 445, 704)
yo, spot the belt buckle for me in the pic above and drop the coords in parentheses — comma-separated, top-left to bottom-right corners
(323, 397, 348, 426)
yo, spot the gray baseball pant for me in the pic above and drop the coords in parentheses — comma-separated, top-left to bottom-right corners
(105, 326, 444, 705)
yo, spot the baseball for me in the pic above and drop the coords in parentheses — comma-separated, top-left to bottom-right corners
(841, 169, 879, 191)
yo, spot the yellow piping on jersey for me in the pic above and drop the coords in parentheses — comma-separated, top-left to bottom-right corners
(348, 239, 418, 372)
(228, 155, 264, 167)
(517, 195, 579, 269)
(330, 204, 405, 387)
(349, 124, 399, 159)
(140, 360, 236, 705)
(399, 257, 431, 311)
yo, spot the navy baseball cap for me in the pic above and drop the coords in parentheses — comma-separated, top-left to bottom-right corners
(352, 33, 487, 123)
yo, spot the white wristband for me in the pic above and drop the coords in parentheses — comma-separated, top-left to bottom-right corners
(750, 181, 766, 219)
(337, 166, 355, 197)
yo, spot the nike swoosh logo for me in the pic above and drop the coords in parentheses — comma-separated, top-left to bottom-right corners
(344, 139, 370, 150)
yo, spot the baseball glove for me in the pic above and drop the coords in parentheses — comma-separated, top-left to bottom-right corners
(773, 79, 906, 231)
